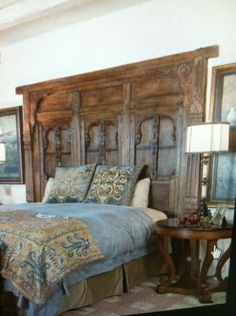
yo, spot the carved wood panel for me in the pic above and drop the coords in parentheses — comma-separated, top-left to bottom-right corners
(131, 106, 179, 211)
(16, 46, 219, 214)
(84, 119, 118, 165)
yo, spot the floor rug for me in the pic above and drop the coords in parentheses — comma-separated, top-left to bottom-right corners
(60, 277, 226, 316)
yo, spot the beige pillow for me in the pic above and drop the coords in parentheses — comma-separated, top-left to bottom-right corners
(131, 178, 151, 208)
(141, 207, 167, 222)
(42, 177, 55, 203)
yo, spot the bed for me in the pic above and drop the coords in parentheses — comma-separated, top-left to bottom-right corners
(0, 46, 218, 315)
(0, 204, 168, 315)
(0, 169, 168, 316)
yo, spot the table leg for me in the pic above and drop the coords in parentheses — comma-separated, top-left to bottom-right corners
(198, 239, 217, 303)
(157, 234, 176, 289)
(189, 239, 201, 280)
(200, 239, 217, 284)
(216, 245, 231, 289)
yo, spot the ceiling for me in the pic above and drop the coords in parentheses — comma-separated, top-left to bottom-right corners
(0, 0, 92, 31)
(0, 0, 20, 10)
(0, 0, 150, 47)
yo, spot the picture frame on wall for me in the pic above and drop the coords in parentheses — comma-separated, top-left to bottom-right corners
(0, 106, 24, 184)
(209, 63, 236, 207)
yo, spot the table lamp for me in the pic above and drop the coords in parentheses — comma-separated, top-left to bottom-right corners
(0, 142, 6, 163)
(0, 141, 6, 205)
(185, 122, 229, 215)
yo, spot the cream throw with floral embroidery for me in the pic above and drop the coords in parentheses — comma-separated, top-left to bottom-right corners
(0, 211, 103, 305)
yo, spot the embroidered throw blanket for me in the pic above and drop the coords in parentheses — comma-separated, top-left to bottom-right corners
(0, 211, 104, 305)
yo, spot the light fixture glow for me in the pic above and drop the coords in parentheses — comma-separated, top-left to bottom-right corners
(0, 142, 6, 163)
(186, 122, 229, 154)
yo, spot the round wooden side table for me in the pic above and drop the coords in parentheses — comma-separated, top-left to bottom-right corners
(155, 218, 232, 303)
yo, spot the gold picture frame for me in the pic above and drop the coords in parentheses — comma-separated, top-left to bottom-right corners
(209, 63, 236, 206)
(0, 106, 24, 183)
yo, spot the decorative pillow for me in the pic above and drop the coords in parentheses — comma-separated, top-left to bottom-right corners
(85, 165, 142, 206)
(42, 177, 55, 203)
(131, 178, 151, 208)
(141, 207, 167, 222)
(45, 164, 96, 203)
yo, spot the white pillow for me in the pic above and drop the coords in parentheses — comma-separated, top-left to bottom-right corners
(131, 178, 151, 208)
(141, 207, 167, 222)
(42, 177, 55, 203)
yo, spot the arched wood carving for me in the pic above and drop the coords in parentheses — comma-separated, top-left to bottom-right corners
(16, 46, 218, 214)
(85, 120, 118, 165)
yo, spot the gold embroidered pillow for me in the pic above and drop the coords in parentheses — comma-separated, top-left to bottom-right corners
(46, 164, 96, 203)
(85, 165, 142, 205)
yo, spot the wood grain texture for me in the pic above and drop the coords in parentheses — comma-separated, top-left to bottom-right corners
(16, 46, 218, 214)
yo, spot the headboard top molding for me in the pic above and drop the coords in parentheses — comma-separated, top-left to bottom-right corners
(17, 45, 219, 214)
(16, 46, 218, 94)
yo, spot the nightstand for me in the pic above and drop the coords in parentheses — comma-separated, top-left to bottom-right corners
(155, 218, 232, 303)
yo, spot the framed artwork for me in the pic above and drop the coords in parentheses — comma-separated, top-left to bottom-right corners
(0, 106, 24, 183)
(209, 63, 236, 206)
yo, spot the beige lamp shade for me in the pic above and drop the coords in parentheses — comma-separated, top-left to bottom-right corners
(185, 122, 229, 153)
(0, 142, 6, 162)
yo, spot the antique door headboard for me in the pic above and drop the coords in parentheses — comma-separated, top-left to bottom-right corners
(16, 46, 218, 214)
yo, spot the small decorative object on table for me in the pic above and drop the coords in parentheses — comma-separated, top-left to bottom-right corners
(199, 215, 212, 228)
(178, 213, 201, 226)
(196, 198, 210, 217)
(178, 199, 213, 228)
(178, 213, 212, 228)
(211, 205, 228, 226)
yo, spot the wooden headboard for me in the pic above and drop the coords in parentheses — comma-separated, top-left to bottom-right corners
(16, 46, 218, 214)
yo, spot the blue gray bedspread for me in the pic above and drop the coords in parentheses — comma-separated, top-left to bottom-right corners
(0, 202, 158, 316)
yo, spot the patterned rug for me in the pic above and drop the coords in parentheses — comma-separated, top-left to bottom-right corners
(60, 277, 226, 316)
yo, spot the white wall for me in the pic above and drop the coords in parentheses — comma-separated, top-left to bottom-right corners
(0, 0, 235, 203)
